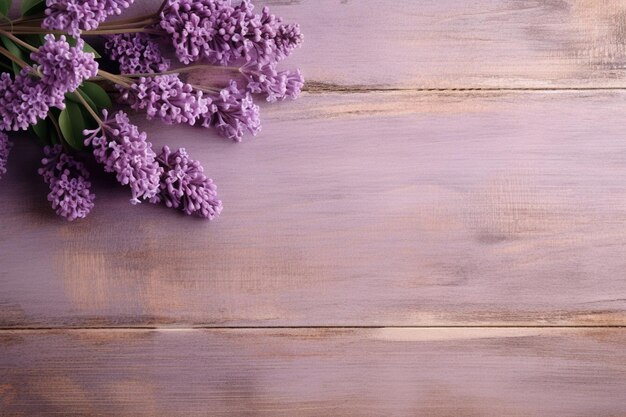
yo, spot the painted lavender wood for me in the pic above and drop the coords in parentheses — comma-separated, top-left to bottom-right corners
(2, 91, 626, 327)
(1, 328, 626, 416)
(3, 0, 626, 413)
(73, 0, 626, 89)
(135, 0, 626, 89)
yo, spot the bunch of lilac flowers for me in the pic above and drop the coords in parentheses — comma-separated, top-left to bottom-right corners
(0, 0, 303, 221)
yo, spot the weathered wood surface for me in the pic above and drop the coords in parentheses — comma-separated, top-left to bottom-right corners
(3, 90, 626, 327)
(105, 0, 626, 89)
(1, 328, 626, 416)
(220, 0, 626, 89)
(3, 0, 626, 414)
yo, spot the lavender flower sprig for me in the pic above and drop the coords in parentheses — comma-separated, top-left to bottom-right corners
(38, 144, 96, 220)
(43, 0, 136, 37)
(0, 0, 303, 221)
(83, 109, 163, 204)
(151, 146, 222, 219)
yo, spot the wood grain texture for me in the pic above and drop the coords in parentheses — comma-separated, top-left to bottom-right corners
(3, 91, 626, 327)
(79, 0, 626, 89)
(1, 328, 626, 416)
(231, 0, 626, 89)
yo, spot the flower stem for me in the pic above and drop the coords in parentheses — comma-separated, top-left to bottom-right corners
(190, 84, 222, 94)
(122, 64, 242, 78)
(2, 27, 162, 35)
(73, 92, 103, 127)
(157, 0, 169, 15)
(98, 14, 158, 27)
(0, 45, 28, 68)
(96, 69, 132, 88)
(0, 29, 38, 51)
(48, 112, 62, 145)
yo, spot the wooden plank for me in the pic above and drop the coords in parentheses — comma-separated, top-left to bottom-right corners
(0, 328, 625, 416)
(206, 0, 626, 89)
(95, 0, 626, 89)
(2, 90, 626, 327)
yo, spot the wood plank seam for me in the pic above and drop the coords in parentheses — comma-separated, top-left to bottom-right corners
(1, 325, 625, 332)
(303, 84, 626, 93)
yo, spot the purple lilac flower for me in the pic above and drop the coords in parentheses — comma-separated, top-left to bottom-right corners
(84, 110, 163, 204)
(0, 132, 12, 179)
(159, 0, 239, 65)
(119, 74, 209, 125)
(159, 0, 303, 65)
(242, 62, 303, 102)
(104, 33, 170, 75)
(248, 6, 303, 63)
(199, 81, 260, 141)
(151, 146, 222, 219)
(0, 35, 98, 132)
(0, 70, 63, 131)
(31, 35, 99, 93)
(38, 145, 95, 221)
(43, 0, 135, 36)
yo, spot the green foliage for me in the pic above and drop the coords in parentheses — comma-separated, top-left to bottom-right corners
(59, 101, 87, 151)
(20, 0, 44, 17)
(0, 0, 12, 17)
(80, 82, 112, 108)
(0, 36, 24, 74)
(65, 35, 102, 58)
(30, 118, 50, 142)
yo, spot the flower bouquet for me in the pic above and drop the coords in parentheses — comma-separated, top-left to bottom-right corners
(0, 0, 303, 220)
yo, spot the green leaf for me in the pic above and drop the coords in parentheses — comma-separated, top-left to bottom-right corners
(21, 0, 44, 17)
(82, 41, 101, 58)
(0, 36, 23, 74)
(21, 34, 44, 48)
(65, 91, 97, 113)
(64, 35, 101, 58)
(80, 82, 112, 109)
(58, 101, 87, 151)
(79, 105, 98, 129)
(1, 36, 23, 58)
(0, 0, 12, 17)
(30, 118, 50, 142)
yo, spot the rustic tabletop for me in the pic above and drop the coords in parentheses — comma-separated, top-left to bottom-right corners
(2, 0, 626, 415)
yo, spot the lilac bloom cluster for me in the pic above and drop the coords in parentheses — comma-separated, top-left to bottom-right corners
(0, 71, 59, 131)
(104, 34, 171, 75)
(0, 35, 97, 131)
(151, 146, 222, 219)
(84, 110, 163, 204)
(159, 0, 303, 65)
(119, 74, 208, 125)
(0, 132, 12, 179)
(242, 62, 303, 102)
(43, 0, 135, 36)
(200, 81, 260, 141)
(0, 0, 303, 221)
(38, 145, 95, 221)
(32, 35, 98, 93)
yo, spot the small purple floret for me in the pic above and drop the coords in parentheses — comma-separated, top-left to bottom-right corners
(0, 71, 63, 131)
(119, 74, 208, 125)
(199, 80, 260, 141)
(151, 146, 222, 219)
(31, 34, 98, 93)
(104, 33, 171, 75)
(43, 0, 135, 36)
(159, 0, 303, 65)
(242, 62, 303, 102)
(38, 144, 95, 221)
(84, 110, 163, 204)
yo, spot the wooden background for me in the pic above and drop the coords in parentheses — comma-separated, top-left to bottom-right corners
(2, 0, 626, 415)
